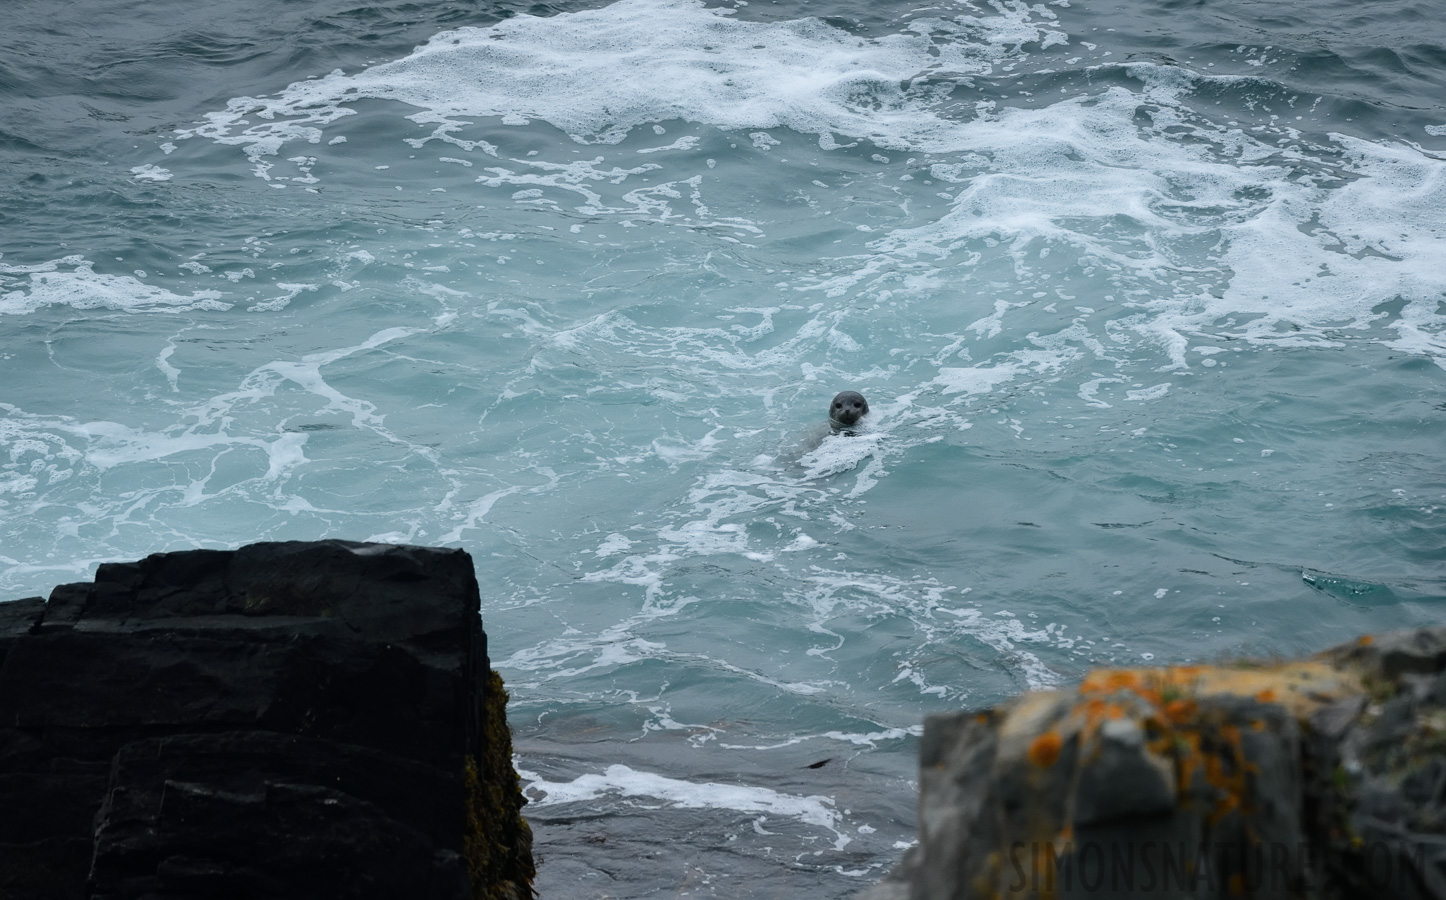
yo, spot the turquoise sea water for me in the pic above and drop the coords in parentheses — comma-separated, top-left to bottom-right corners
(2, 0, 1444, 895)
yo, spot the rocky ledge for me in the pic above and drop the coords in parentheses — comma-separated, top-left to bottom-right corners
(863, 626, 1446, 900)
(0, 540, 533, 900)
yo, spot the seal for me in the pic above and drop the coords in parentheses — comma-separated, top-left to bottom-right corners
(770, 390, 874, 467)
(828, 391, 869, 431)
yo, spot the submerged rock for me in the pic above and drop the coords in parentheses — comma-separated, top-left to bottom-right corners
(861, 626, 1446, 899)
(0, 540, 533, 900)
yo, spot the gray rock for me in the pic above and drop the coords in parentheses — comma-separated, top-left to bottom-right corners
(860, 627, 1446, 900)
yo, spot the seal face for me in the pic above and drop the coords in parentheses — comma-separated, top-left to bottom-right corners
(829, 391, 869, 430)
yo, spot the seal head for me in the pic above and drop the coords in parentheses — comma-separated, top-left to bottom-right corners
(829, 391, 869, 431)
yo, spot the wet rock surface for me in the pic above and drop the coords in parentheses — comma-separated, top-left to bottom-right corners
(0, 540, 532, 900)
(861, 626, 1446, 899)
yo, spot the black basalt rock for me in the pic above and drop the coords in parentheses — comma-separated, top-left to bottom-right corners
(0, 540, 533, 900)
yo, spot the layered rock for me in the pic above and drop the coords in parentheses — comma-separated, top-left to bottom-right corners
(0, 540, 533, 900)
(863, 627, 1446, 900)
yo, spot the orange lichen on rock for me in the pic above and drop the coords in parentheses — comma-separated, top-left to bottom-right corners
(1164, 698, 1197, 724)
(1058, 658, 1314, 825)
(991, 651, 1371, 888)
(1075, 660, 1358, 720)
(1028, 731, 1063, 768)
(1080, 669, 1143, 695)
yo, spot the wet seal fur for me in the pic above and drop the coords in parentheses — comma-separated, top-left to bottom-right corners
(829, 391, 869, 433)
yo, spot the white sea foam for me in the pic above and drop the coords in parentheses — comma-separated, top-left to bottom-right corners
(438, 487, 523, 543)
(932, 363, 1021, 396)
(0, 257, 228, 315)
(171, 0, 1058, 166)
(78, 420, 307, 480)
(801, 67, 1445, 372)
(803, 570, 1068, 692)
(797, 431, 884, 481)
(249, 282, 317, 313)
(516, 762, 850, 849)
(149, 0, 1445, 388)
(129, 164, 173, 182)
(162, 0, 1445, 372)
(595, 532, 634, 556)
(0, 322, 456, 580)
(637, 136, 701, 154)
(719, 727, 917, 751)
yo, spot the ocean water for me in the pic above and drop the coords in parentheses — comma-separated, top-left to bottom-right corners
(2, 0, 1444, 895)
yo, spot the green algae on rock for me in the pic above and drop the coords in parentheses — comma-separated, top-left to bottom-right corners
(466, 669, 537, 900)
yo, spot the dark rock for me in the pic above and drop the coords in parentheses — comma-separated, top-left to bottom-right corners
(1323, 627, 1446, 682)
(89, 732, 460, 899)
(0, 596, 43, 633)
(1072, 716, 1175, 825)
(0, 540, 533, 900)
